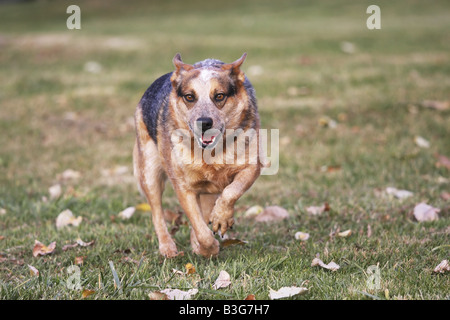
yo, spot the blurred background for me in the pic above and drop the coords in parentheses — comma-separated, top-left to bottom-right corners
(1, 0, 449, 204)
(0, 0, 449, 300)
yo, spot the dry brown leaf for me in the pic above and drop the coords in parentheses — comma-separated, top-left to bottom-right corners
(255, 206, 289, 222)
(75, 256, 86, 265)
(28, 264, 39, 276)
(421, 100, 449, 111)
(440, 192, 450, 201)
(62, 238, 94, 251)
(213, 270, 231, 290)
(269, 286, 308, 300)
(148, 291, 169, 300)
(185, 263, 196, 275)
(59, 169, 81, 181)
(160, 288, 198, 300)
(306, 203, 330, 216)
(435, 154, 450, 170)
(76, 238, 95, 247)
(56, 209, 82, 229)
(311, 256, 340, 271)
(32, 240, 56, 257)
(82, 289, 95, 298)
(433, 260, 449, 273)
(413, 202, 439, 222)
(221, 238, 247, 248)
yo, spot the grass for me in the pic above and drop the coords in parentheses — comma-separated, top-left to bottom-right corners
(0, 0, 449, 300)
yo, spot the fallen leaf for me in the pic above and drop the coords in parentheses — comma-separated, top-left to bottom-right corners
(213, 270, 231, 290)
(77, 238, 95, 247)
(148, 291, 169, 300)
(244, 294, 256, 300)
(28, 264, 39, 276)
(255, 206, 289, 222)
(421, 100, 449, 111)
(435, 154, 450, 170)
(32, 240, 56, 257)
(100, 165, 128, 177)
(311, 256, 340, 271)
(75, 256, 86, 265)
(433, 260, 449, 273)
(185, 263, 196, 275)
(337, 229, 352, 238)
(414, 136, 430, 148)
(386, 187, 414, 199)
(172, 268, 185, 276)
(82, 289, 95, 298)
(440, 192, 450, 201)
(318, 116, 337, 128)
(118, 206, 136, 220)
(62, 238, 95, 251)
(413, 202, 439, 222)
(367, 225, 372, 238)
(160, 288, 198, 300)
(294, 232, 310, 241)
(269, 286, 308, 300)
(164, 209, 182, 224)
(221, 238, 247, 248)
(135, 203, 151, 211)
(59, 169, 81, 180)
(56, 209, 82, 229)
(306, 203, 330, 216)
(48, 184, 62, 200)
(244, 205, 264, 218)
(340, 41, 356, 54)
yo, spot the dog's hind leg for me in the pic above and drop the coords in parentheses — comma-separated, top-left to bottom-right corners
(134, 105, 179, 258)
(134, 140, 178, 257)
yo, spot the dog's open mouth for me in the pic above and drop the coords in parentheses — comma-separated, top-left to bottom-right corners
(194, 128, 222, 149)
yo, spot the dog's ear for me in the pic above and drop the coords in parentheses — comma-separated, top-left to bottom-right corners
(221, 53, 247, 83)
(172, 53, 194, 74)
(171, 53, 194, 86)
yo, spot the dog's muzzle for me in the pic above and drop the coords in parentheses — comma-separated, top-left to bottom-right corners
(194, 118, 223, 149)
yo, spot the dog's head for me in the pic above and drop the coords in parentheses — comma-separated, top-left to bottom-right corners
(170, 53, 248, 149)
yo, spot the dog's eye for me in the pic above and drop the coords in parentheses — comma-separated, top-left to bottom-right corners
(215, 93, 225, 102)
(184, 94, 195, 102)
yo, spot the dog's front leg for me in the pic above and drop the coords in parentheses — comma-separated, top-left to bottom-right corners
(210, 165, 260, 235)
(175, 189, 219, 257)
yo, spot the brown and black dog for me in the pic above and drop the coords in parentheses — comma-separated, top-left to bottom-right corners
(133, 53, 261, 257)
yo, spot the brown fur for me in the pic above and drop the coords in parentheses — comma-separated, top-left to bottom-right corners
(133, 53, 261, 258)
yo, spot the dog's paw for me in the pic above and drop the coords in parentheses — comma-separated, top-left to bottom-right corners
(209, 202, 235, 236)
(194, 238, 220, 258)
(191, 229, 220, 258)
(159, 241, 180, 258)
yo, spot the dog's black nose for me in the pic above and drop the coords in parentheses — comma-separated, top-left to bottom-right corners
(196, 117, 213, 133)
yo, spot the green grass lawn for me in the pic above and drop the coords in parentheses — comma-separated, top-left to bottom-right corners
(0, 0, 449, 300)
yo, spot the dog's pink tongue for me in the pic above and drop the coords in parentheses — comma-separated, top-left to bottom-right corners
(202, 134, 215, 144)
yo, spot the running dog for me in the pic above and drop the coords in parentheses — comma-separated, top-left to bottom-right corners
(133, 53, 261, 257)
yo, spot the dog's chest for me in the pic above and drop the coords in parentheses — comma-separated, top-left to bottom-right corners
(183, 163, 240, 193)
